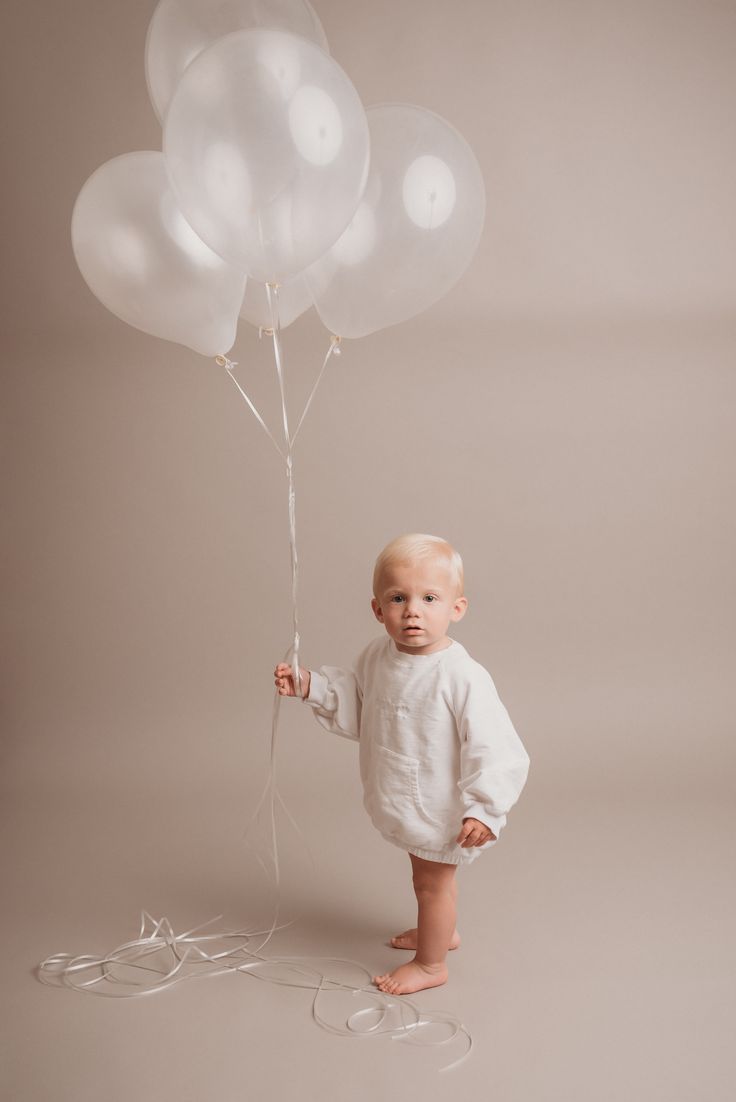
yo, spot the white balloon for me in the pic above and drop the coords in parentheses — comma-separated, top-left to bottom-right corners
(239, 276, 313, 330)
(145, 0, 329, 123)
(305, 104, 486, 338)
(163, 28, 370, 283)
(71, 152, 245, 356)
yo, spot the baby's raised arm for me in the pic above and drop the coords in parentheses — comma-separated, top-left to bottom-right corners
(274, 662, 311, 698)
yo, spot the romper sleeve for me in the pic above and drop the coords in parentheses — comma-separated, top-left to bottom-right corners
(453, 665, 530, 840)
(304, 664, 362, 742)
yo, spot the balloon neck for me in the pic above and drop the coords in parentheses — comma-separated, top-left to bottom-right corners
(215, 355, 238, 372)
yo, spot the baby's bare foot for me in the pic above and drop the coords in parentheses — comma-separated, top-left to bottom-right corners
(373, 960, 448, 995)
(390, 927, 460, 951)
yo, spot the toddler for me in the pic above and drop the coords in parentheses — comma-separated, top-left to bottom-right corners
(274, 533, 530, 995)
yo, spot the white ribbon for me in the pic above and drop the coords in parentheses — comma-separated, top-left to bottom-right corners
(38, 910, 472, 1069)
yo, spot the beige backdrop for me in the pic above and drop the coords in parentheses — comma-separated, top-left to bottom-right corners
(2, 1, 734, 1100)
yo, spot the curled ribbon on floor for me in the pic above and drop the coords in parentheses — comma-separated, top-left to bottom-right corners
(37, 289, 473, 1072)
(38, 912, 472, 1071)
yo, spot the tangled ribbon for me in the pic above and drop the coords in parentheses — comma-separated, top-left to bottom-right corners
(38, 911, 472, 1070)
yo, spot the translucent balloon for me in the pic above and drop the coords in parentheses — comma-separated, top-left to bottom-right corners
(145, 0, 329, 123)
(239, 275, 313, 330)
(305, 104, 486, 338)
(71, 152, 246, 356)
(163, 28, 370, 283)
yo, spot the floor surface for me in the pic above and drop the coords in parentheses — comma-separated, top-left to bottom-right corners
(1, 785, 732, 1102)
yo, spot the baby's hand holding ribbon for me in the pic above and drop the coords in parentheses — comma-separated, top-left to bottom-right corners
(274, 663, 311, 698)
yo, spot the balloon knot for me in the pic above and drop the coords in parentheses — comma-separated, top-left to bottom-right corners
(216, 355, 238, 372)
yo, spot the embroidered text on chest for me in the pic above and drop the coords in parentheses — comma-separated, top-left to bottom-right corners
(380, 699, 411, 718)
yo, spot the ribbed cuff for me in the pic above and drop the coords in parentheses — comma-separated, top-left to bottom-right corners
(305, 670, 329, 706)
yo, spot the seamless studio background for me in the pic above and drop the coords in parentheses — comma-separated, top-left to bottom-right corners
(2, 1, 734, 1100)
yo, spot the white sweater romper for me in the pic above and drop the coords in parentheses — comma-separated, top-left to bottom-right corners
(305, 636, 530, 866)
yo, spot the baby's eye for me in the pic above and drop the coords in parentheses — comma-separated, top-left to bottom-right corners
(424, 595, 438, 602)
(390, 595, 405, 603)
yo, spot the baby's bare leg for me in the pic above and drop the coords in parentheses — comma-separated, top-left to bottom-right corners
(374, 855, 457, 995)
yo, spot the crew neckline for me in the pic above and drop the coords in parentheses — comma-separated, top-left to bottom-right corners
(386, 637, 458, 665)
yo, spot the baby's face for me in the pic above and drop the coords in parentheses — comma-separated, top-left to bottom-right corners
(371, 558, 468, 655)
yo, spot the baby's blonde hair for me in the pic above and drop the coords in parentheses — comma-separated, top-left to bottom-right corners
(372, 533, 464, 597)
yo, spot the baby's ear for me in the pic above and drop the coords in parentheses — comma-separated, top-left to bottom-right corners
(371, 597, 384, 622)
(451, 596, 468, 622)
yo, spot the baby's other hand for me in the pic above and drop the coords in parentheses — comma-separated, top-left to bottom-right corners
(456, 817, 496, 847)
(274, 663, 311, 698)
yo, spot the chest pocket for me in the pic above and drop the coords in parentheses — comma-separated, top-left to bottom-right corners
(365, 743, 443, 843)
